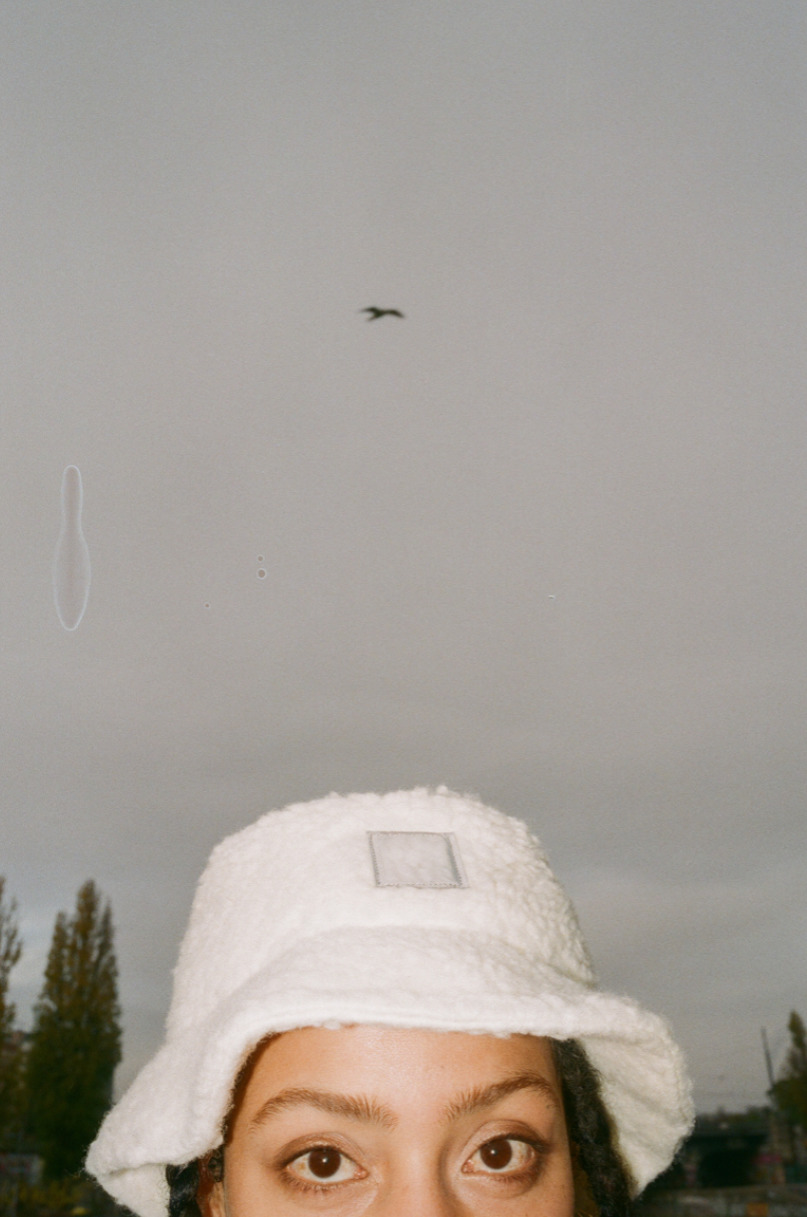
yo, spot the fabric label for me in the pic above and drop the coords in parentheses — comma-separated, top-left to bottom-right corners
(369, 831, 467, 888)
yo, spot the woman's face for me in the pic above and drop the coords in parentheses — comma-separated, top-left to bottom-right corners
(205, 1025, 575, 1217)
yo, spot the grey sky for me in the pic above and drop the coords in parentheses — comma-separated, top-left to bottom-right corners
(2, 1, 806, 1112)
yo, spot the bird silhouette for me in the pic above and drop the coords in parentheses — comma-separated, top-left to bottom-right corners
(359, 307, 405, 320)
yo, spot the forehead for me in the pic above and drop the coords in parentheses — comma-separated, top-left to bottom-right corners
(230, 1025, 561, 1127)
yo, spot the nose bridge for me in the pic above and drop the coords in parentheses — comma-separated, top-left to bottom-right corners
(374, 1168, 462, 1217)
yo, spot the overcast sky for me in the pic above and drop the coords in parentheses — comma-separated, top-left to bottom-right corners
(2, 1, 806, 1113)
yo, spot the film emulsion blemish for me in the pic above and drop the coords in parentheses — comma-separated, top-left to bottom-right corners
(53, 465, 91, 631)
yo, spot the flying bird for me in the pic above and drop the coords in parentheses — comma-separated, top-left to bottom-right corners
(359, 307, 405, 320)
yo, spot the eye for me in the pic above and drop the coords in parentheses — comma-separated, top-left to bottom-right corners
(286, 1145, 364, 1186)
(465, 1136, 538, 1175)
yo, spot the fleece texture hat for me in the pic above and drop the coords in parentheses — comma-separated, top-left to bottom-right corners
(87, 788, 693, 1216)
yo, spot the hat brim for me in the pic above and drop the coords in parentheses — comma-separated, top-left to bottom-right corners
(87, 926, 692, 1217)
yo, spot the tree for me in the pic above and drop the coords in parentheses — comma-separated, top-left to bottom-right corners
(774, 1010, 807, 1128)
(25, 881, 121, 1178)
(0, 877, 23, 1146)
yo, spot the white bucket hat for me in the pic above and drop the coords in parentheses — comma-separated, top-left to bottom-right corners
(87, 788, 693, 1217)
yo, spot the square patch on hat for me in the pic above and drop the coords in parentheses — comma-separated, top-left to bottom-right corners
(369, 831, 467, 888)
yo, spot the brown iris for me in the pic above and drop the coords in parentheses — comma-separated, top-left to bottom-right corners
(479, 1138, 514, 1170)
(306, 1148, 342, 1178)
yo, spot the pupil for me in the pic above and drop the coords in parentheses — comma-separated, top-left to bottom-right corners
(309, 1148, 341, 1178)
(480, 1138, 513, 1169)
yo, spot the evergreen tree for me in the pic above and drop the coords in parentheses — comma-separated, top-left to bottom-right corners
(26, 881, 122, 1178)
(774, 1010, 807, 1127)
(0, 877, 23, 1147)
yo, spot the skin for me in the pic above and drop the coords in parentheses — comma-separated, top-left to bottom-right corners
(204, 1025, 576, 1217)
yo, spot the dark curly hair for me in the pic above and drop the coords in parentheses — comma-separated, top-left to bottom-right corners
(166, 1160, 203, 1217)
(553, 1039, 634, 1217)
(166, 1038, 634, 1217)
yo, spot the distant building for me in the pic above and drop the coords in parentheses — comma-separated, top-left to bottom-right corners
(649, 1109, 782, 1190)
(685, 1111, 771, 1187)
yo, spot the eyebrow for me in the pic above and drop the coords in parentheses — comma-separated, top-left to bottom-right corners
(249, 1088, 397, 1131)
(441, 1072, 561, 1123)
(248, 1072, 560, 1135)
